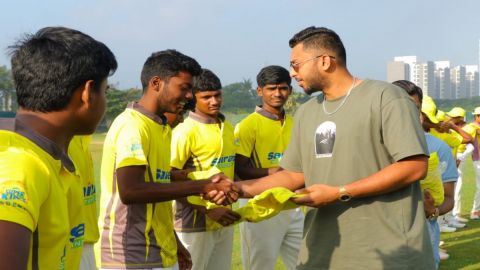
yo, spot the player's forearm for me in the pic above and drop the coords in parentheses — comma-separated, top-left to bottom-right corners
(235, 166, 270, 180)
(343, 155, 427, 199)
(438, 182, 455, 215)
(118, 180, 213, 204)
(171, 168, 195, 181)
(235, 170, 305, 198)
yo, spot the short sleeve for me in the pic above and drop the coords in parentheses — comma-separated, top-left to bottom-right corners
(115, 123, 148, 169)
(381, 92, 428, 161)
(437, 140, 458, 182)
(0, 153, 49, 232)
(170, 125, 193, 170)
(280, 106, 304, 172)
(234, 119, 255, 158)
(463, 123, 478, 137)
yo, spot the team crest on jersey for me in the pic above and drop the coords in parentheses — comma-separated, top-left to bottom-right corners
(83, 183, 96, 205)
(0, 181, 28, 205)
(70, 223, 85, 248)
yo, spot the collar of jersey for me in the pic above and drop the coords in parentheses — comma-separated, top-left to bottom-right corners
(0, 118, 76, 172)
(188, 111, 225, 124)
(255, 106, 285, 121)
(127, 102, 167, 125)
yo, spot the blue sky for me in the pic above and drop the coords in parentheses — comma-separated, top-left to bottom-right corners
(1, 0, 480, 89)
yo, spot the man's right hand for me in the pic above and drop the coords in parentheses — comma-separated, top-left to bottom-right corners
(202, 173, 239, 205)
(206, 208, 241, 226)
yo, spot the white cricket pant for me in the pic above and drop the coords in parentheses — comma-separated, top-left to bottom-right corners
(240, 208, 304, 270)
(471, 161, 480, 213)
(81, 243, 97, 270)
(452, 161, 466, 217)
(176, 226, 234, 270)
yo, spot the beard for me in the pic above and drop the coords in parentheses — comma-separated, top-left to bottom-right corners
(303, 87, 322, 95)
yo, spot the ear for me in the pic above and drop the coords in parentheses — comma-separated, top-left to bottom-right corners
(148, 76, 165, 93)
(319, 56, 333, 71)
(78, 80, 95, 107)
(256, 86, 263, 97)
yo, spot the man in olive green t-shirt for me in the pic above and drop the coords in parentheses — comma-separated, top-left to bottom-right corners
(210, 26, 435, 269)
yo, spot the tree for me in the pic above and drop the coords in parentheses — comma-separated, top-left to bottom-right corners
(221, 79, 257, 113)
(0, 66, 15, 111)
(105, 87, 141, 126)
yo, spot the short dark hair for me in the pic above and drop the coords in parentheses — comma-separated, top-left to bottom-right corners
(392, 80, 423, 102)
(289, 26, 347, 66)
(9, 27, 117, 112)
(193, 69, 222, 93)
(256, 65, 291, 87)
(140, 49, 202, 90)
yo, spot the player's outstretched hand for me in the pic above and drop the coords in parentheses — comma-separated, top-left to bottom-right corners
(206, 208, 241, 226)
(203, 173, 239, 205)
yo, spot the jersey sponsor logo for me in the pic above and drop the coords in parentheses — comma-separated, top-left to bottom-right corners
(211, 155, 235, 168)
(156, 169, 171, 183)
(83, 183, 96, 205)
(130, 143, 142, 151)
(1, 186, 27, 202)
(70, 223, 85, 248)
(267, 152, 283, 164)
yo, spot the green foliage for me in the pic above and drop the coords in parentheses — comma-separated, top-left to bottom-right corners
(221, 79, 258, 113)
(284, 91, 310, 115)
(0, 65, 15, 111)
(105, 87, 141, 126)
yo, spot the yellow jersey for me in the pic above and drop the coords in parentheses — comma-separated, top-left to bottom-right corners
(99, 103, 177, 268)
(170, 111, 236, 232)
(0, 119, 83, 270)
(457, 123, 478, 153)
(429, 128, 462, 156)
(235, 106, 293, 169)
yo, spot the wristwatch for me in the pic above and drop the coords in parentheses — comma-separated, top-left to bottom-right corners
(338, 186, 352, 202)
(428, 207, 440, 220)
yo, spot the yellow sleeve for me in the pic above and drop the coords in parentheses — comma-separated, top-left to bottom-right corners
(234, 118, 256, 158)
(0, 152, 49, 232)
(170, 124, 193, 170)
(444, 131, 463, 148)
(463, 124, 478, 137)
(115, 123, 148, 168)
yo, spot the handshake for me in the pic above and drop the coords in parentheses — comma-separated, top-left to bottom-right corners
(202, 173, 241, 205)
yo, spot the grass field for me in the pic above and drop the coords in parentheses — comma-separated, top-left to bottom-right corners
(90, 133, 480, 270)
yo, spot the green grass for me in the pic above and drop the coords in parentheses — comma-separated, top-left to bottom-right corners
(90, 134, 479, 270)
(439, 158, 480, 270)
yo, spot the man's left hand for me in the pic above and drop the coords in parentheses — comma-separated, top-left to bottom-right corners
(292, 184, 339, 207)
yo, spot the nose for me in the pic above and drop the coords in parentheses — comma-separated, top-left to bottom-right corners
(290, 68, 297, 78)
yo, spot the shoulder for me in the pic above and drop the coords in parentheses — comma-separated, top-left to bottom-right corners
(172, 118, 196, 138)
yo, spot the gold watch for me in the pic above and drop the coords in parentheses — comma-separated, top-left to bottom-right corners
(338, 186, 352, 202)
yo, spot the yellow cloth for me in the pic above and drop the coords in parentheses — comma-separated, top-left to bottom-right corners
(189, 187, 303, 230)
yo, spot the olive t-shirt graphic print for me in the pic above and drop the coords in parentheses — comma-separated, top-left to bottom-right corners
(315, 121, 336, 158)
